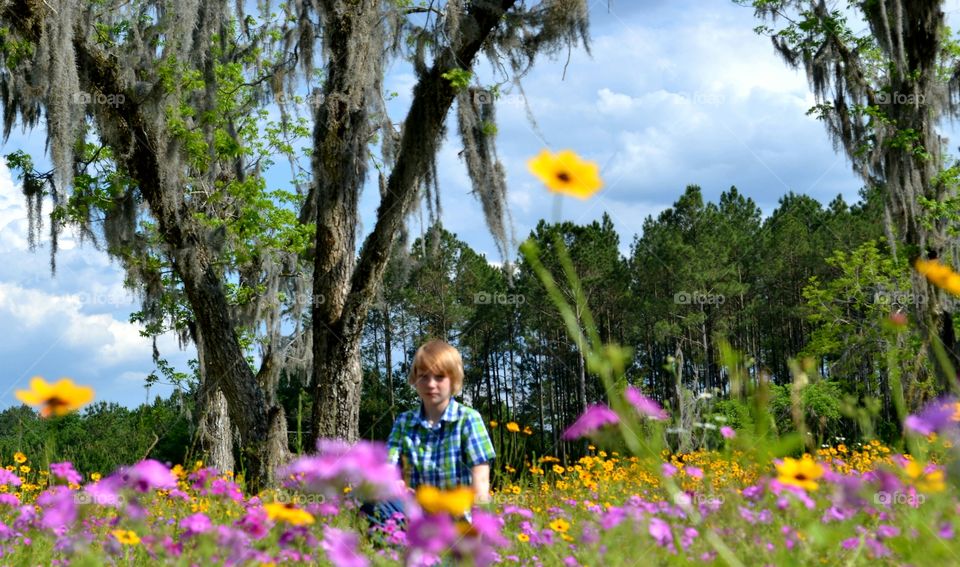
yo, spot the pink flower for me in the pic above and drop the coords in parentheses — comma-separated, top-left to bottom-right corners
(179, 512, 212, 535)
(624, 386, 669, 420)
(720, 426, 735, 439)
(406, 513, 457, 555)
(561, 405, 620, 440)
(904, 397, 957, 436)
(648, 517, 674, 550)
(49, 462, 82, 485)
(685, 466, 703, 480)
(322, 527, 369, 567)
(123, 460, 177, 492)
(282, 440, 403, 501)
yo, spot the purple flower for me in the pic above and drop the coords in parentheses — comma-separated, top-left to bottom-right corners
(321, 527, 369, 567)
(904, 398, 958, 436)
(502, 505, 533, 519)
(661, 463, 678, 477)
(720, 426, 735, 439)
(467, 510, 508, 547)
(681, 527, 699, 550)
(0, 469, 22, 487)
(624, 386, 669, 420)
(36, 486, 77, 531)
(406, 513, 457, 555)
(180, 512, 213, 535)
(281, 440, 403, 501)
(561, 405, 620, 440)
(685, 466, 703, 479)
(82, 475, 125, 507)
(123, 460, 177, 492)
(648, 517, 674, 550)
(49, 462, 82, 485)
(841, 537, 861, 550)
(236, 506, 270, 539)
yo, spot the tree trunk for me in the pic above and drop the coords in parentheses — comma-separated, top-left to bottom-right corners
(67, 39, 286, 491)
(308, 0, 519, 444)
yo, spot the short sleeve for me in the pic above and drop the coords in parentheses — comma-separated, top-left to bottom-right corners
(462, 410, 496, 467)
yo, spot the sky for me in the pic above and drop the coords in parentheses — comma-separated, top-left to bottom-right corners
(2, 0, 958, 409)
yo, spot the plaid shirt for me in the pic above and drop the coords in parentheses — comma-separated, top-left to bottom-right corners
(387, 399, 495, 490)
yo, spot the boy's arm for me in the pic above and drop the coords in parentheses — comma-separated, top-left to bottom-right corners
(471, 463, 491, 504)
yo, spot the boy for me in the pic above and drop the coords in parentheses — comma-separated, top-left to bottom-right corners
(362, 339, 496, 527)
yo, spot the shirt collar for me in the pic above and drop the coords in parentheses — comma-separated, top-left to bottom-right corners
(418, 398, 460, 426)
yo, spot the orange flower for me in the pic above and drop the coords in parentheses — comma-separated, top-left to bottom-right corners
(506, 422, 520, 433)
(915, 258, 960, 295)
(263, 502, 315, 526)
(528, 150, 603, 199)
(15, 377, 94, 417)
(775, 457, 824, 491)
(416, 485, 474, 516)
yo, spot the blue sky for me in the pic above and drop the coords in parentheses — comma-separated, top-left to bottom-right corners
(2, 0, 957, 409)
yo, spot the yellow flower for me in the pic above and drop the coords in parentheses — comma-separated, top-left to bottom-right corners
(517, 533, 530, 543)
(522, 426, 533, 435)
(15, 377, 94, 417)
(111, 529, 140, 545)
(953, 402, 960, 422)
(506, 422, 520, 433)
(489, 420, 498, 429)
(416, 485, 474, 517)
(915, 258, 960, 295)
(13, 452, 26, 464)
(19, 466, 29, 474)
(904, 461, 945, 493)
(527, 149, 603, 199)
(549, 518, 571, 533)
(775, 457, 824, 491)
(91, 472, 102, 482)
(263, 502, 315, 526)
(553, 464, 565, 474)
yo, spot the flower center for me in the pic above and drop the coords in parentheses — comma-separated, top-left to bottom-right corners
(556, 171, 571, 183)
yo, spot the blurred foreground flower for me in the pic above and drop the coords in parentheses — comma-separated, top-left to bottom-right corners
(776, 457, 824, 491)
(624, 386, 669, 420)
(263, 502, 315, 526)
(915, 258, 960, 295)
(905, 397, 959, 436)
(416, 485, 474, 517)
(281, 440, 403, 501)
(528, 149, 603, 199)
(562, 404, 620, 440)
(15, 376, 94, 417)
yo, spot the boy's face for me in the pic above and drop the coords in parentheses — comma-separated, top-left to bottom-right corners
(414, 369, 453, 406)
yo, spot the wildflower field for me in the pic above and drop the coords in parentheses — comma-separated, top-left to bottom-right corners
(3, 413, 960, 566)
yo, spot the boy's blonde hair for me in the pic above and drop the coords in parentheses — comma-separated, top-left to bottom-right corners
(409, 339, 464, 395)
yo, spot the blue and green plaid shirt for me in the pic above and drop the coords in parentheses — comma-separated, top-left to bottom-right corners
(387, 399, 495, 490)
